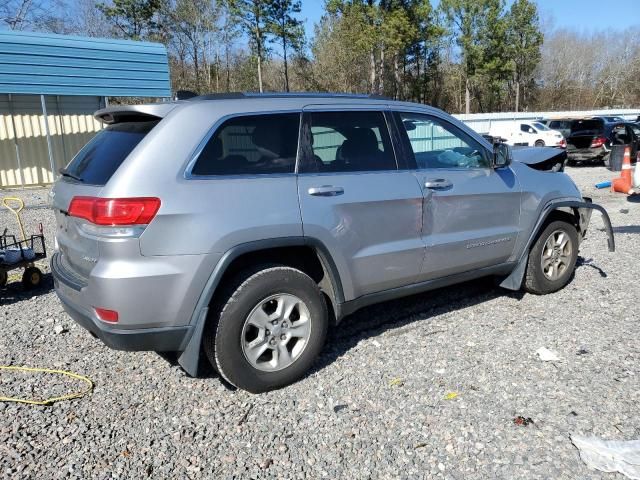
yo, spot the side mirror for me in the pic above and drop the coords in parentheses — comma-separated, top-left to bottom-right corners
(493, 142, 512, 168)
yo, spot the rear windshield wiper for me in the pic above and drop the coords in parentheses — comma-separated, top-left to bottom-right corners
(58, 168, 84, 182)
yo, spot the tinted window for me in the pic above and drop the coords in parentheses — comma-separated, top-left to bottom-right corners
(303, 111, 396, 173)
(399, 113, 489, 169)
(192, 113, 300, 176)
(63, 121, 157, 185)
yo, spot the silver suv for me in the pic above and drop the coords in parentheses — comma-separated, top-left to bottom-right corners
(51, 94, 614, 392)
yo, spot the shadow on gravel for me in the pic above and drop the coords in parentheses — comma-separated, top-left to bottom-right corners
(309, 278, 525, 377)
(0, 272, 54, 306)
(576, 256, 608, 278)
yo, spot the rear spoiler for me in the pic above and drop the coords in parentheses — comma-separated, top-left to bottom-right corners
(94, 103, 179, 124)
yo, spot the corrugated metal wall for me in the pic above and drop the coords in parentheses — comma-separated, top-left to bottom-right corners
(0, 94, 103, 187)
(0, 31, 171, 98)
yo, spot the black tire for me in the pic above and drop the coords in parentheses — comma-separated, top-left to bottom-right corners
(0, 270, 7, 287)
(22, 267, 42, 290)
(524, 221, 579, 295)
(566, 159, 577, 167)
(534, 140, 545, 147)
(203, 266, 328, 393)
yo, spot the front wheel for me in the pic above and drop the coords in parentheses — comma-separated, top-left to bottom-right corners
(524, 221, 579, 295)
(203, 266, 328, 393)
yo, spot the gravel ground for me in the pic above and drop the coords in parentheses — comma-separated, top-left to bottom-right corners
(1, 166, 639, 479)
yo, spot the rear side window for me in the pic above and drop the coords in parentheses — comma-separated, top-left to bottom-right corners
(63, 121, 157, 185)
(191, 113, 300, 176)
(302, 111, 396, 173)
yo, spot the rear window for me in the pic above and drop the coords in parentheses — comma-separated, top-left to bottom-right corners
(62, 121, 157, 185)
(570, 119, 604, 134)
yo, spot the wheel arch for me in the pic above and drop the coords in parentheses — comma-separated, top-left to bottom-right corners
(176, 237, 344, 376)
(500, 199, 614, 291)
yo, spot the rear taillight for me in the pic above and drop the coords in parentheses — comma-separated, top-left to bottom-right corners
(590, 136, 607, 148)
(94, 307, 119, 323)
(68, 197, 161, 226)
(559, 138, 567, 149)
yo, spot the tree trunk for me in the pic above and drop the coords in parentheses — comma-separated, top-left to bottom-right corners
(394, 53, 401, 100)
(193, 43, 200, 92)
(283, 35, 289, 92)
(370, 50, 377, 94)
(465, 78, 471, 114)
(257, 38, 264, 93)
(515, 81, 520, 112)
(380, 46, 385, 94)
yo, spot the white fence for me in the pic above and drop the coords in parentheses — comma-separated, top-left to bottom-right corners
(454, 109, 640, 135)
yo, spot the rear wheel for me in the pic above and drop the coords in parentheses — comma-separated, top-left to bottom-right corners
(203, 266, 328, 393)
(524, 221, 578, 295)
(534, 140, 546, 147)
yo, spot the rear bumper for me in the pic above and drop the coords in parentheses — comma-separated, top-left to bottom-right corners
(567, 147, 607, 161)
(52, 252, 192, 352)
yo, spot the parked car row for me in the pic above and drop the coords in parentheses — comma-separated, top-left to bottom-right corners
(485, 115, 640, 167)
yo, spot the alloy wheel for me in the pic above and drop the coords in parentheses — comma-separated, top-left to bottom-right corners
(241, 294, 312, 372)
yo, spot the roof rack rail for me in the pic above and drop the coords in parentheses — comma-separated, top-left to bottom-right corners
(187, 92, 392, 101)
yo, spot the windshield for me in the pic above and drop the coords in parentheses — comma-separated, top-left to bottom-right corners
(532, 122, 550, 131)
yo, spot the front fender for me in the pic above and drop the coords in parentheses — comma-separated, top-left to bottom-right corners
(500, 198, 614, 291)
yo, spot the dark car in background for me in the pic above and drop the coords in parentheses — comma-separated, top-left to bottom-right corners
(593, 115, 625, 123)
(541, 118, 639, 166)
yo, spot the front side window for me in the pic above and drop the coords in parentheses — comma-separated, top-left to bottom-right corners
(302, 111, 396, 173)
(399, 113, 489, 169)
(191, 113, 300, 176)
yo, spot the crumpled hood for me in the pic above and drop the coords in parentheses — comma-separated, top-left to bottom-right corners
(512, 146, 567, 171)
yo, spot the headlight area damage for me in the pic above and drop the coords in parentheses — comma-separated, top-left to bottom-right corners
(512, 146, 568, 172)
(500, 197, 615, 291)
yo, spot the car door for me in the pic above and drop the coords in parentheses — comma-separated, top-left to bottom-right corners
(394, 111, 522, 281)
(521, 123, 537, 146)
(297, 108, 425, 300)
(626, 123, 640, 160)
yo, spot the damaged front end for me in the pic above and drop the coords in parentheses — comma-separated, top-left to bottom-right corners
(512, 146, 568, 172)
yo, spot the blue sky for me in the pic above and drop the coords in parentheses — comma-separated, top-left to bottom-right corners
(300, 0, 640, 35)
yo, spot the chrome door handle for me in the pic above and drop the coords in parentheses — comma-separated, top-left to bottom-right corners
(424, 179, 453, 190)
(308, 186, 344, 197)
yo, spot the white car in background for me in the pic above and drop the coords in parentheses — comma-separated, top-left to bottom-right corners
(489, 121, 566, 148)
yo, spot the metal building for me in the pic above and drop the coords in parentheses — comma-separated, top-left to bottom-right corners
(0, 30, 171, 188)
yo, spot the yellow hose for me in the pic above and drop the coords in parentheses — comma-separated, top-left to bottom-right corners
(0, 366, 93, 406)
(2, 197, 26, 241)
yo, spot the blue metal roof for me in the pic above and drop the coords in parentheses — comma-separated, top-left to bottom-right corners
(0, 30, 171, 97)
